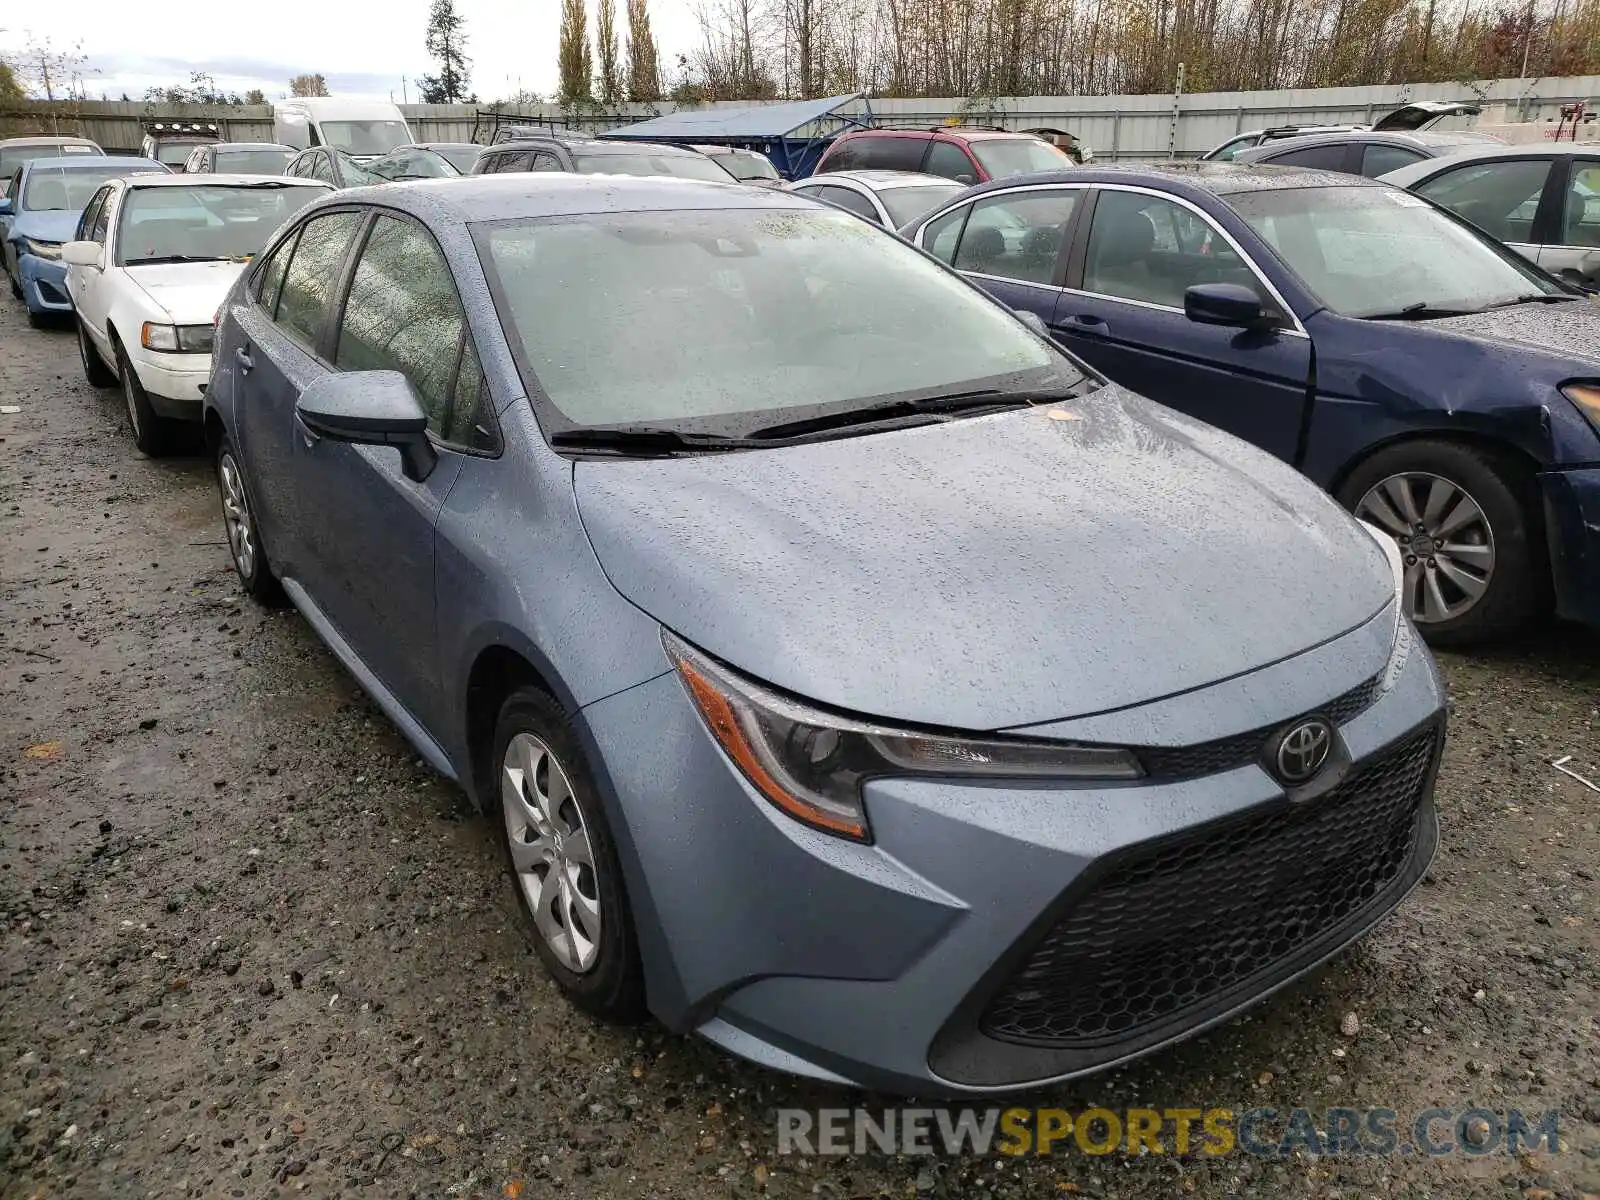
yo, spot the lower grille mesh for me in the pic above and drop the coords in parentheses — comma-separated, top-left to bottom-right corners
(980, 726, 1438, 1047)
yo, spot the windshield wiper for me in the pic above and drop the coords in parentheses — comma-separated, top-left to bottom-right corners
(1361, 302, 1475, 321)
(1473, 293, 1581, 311)
(744, 386, 1084, 442)
(549, 427, 764, 455)
(127, 254, 232, 265)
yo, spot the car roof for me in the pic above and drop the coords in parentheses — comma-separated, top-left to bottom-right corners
(490, 136, 701, 156)
(123, 173, 332, 189)
(411, 142, 480, 151)
(307, 174, 809, 224)
(22, 155, 163, 173)
(958, 160, 1387, 201)
(212, 142, 295, 152)
(803, 169, 960, 190)
(1239, 128, 1499, 156)
(1375, 139, 1600, 184)
(1, 136, 100, 148)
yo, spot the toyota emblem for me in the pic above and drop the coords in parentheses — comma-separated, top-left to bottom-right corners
(1273, 719, 1333, 785)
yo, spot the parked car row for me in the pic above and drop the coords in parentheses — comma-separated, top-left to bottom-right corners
(5, 128, 1595, 1100)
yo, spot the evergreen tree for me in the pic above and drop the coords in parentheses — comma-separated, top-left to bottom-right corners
(418, 0, 473, 103)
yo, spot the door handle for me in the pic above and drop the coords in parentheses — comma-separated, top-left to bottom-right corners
(1070, 313, 1108, 327)
(234, 346, 254, 374)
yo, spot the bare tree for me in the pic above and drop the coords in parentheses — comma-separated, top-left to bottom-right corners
(289, 73, 330, 97)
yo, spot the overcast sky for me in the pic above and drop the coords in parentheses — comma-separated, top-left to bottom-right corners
(2, 0, 701, 103)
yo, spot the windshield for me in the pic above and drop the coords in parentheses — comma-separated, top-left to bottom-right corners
(23, 166, 150, 211)
(1, 144, 100, 189)
(435, 145, 482, 173)
(574, 152, 734, 183)
(321, 120, 411, 155)
(1205, 135, 1257, 162)
(478, 207, 1069, 434)
(722, 152, 780, 181)
(116, 184, 327, 266)
(969, 138, 1073, 179)
(216, 149, 294, 175)
(154, 142, 202, 166)
(1230, 185, 1560, 317)
(881, 183, 965, 227)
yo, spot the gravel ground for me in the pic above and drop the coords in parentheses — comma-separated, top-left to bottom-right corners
(2, 296, 1598, 1200)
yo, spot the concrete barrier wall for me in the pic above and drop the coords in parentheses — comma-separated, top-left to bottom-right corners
(3, 75, 1596, 160)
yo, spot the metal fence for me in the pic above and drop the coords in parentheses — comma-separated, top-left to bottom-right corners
(4, 74, 1597, 161)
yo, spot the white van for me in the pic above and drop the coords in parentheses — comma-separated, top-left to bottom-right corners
(272, 99, 414, 162)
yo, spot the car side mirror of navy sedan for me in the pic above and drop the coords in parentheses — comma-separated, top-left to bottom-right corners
(1184, 282, 1274, 330)
(1013, 309, 1050, 339)
(62, 240, 104, 269)
(294, 370, 438, 482)
(0, 197, 11, 217)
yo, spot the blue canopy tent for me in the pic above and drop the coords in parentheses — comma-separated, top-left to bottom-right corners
(601, 93, 872, 180)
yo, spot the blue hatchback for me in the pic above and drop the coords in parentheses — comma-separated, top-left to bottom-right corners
(906, 163, 1600, 641)
(203, 176, 1445, 1095)
(2, 155, 165, 324)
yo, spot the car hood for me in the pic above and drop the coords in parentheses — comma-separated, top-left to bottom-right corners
(10, 210, 80, 244)
(573, 390, 1394, 731)
(1425, 298, 1600, 367)
(127, 261, 249, 323)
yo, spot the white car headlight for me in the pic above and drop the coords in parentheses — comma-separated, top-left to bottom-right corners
(23, 237, 62, 261)
(1358, 518, 1407, 604)
(141, 322, 214, 354)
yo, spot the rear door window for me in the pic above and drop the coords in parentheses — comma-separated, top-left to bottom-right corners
(529, 152, 564, 172)
(856, 137, 927, 172)
(272, 210, 361, 350)
(1414, 158, 1553, 243)
(1361, 143, 1426, 178)
(812, 185, 881, 223)
(1263, 142, 1351, 171)
(952, 190, 1080, 284)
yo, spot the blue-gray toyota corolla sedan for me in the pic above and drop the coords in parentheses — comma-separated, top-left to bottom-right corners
(204, 175, 1447, 1096)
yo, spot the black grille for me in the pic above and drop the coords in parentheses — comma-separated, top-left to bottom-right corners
(1140, 671, 1384, 781)
(980, 726, 1439, 1048)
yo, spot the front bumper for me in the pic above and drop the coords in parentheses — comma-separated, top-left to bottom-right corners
(580, 605, 1446, 1097)
(19, 253, 71, 314)
(132, 348, 210, 420)
(1541, 466, 1600, 629)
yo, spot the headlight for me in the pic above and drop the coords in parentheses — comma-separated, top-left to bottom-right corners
(141, 322, 214, 353)
(23, 237, 61, 260)
(665, 634, 1143, 843)
(1562, 381, 1600, 432)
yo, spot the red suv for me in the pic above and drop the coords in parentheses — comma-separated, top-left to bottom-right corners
(813, 128, 1073, 184)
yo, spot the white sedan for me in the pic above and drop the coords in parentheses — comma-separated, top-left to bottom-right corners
(63, 173, 333, 455)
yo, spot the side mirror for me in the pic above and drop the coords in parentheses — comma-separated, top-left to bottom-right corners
(62, 240, 103, 269)
(1184, 282, 1274, 330)
(1013, 309, 1050, 339)
(954, 173, 976, 186)
(0, 196, 12, 217)
(294, 370, 437, 482)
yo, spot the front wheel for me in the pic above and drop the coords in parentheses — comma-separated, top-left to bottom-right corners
(1337, 440, 1542, 644)
(493, 688, 645, 1022)
(116, 343, 178, 456)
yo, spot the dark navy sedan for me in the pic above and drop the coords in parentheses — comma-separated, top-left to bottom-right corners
(907, 162, 1600, 642)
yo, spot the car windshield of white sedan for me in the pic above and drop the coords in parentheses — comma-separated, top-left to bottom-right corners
(216, 150, 294, 175)
(22, 167, 134, 210)
(969, 138, 1073, 178)
(116, 185, 328, 267)
(1231, 185, 1561, 317)
(573, 152, 734, 182)
(321, 121, 411, 155)
(481, 207, 1066, 429)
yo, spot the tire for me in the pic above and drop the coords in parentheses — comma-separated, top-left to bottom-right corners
(493, 688, 645, 1023)
(77, 317, 116, 387)
(1336, 440, 1543, 645)
(215, 434, 287, 607)
(115, 341, 177, 457)
(7, 270, 19, 301)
